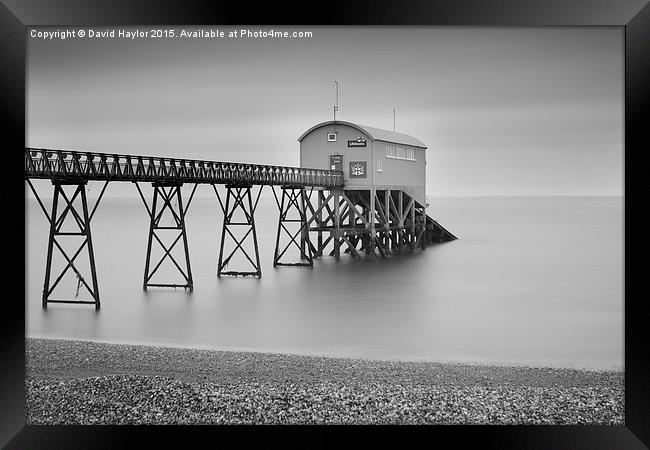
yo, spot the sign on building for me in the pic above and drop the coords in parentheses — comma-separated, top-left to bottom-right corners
(347, 138, 366, 147)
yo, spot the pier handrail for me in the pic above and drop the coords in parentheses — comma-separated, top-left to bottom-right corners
(24, 147, 345, 188)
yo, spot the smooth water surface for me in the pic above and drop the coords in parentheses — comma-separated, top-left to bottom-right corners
(26, 193, 623, 370)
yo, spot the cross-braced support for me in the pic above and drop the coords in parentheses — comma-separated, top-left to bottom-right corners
(28, 179, 108, 309)
(272, 186, 313, 267)
(213, 184, 262, 277)
(300, 187, 451, 261)
(303, 189, 335, 258)
(136, 181, 196, 290)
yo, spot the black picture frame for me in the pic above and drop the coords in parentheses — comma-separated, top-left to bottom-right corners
(2, 0, 648, 447)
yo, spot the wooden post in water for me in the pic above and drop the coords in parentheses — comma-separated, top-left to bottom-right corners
(398, 190, 404, 252)
(411, 199, 416, 250)
(369, 188, 376, 255)
(317, 190, 323, 256)
(333, 190, 341, 261)
(385, 190, 391, 251)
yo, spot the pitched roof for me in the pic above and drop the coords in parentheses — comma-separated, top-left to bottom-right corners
(298, 121, 427, 149)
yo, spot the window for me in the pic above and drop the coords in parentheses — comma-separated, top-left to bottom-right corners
(327, 133, 337, 142)
(386, 145, 416, 161)
(377, 160, 383, 172)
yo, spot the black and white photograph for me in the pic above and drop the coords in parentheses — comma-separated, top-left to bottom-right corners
(22, 23, 626, 427)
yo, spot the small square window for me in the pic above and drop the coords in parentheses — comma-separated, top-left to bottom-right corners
(327, 133, 337, 142)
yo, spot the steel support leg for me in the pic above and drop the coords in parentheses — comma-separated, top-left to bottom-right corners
(273, 186, 313, 267)
(217, 184, 262, 277)
(35, 180, 102, 309)
(141, 182, 193, 290)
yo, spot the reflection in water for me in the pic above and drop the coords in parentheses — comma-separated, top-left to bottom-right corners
(26, 195, 623, 370)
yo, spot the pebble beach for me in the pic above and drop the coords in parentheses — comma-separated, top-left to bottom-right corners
(25, 338, 624, 425)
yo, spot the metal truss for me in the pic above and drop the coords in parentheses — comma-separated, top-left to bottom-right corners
(27, 179, 108, 309)
(272, 186, 313, 267)
(135, 181, 197, 290)
(25, 147, 344, 188)
(213, 184, 262, 277)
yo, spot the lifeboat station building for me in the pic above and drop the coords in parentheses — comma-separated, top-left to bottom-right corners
(292, 120, 455, 260)
(298, 120, 427, 207)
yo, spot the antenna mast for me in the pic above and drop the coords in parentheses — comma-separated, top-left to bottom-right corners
(334, 80, 339, 122)
(393, 87, 396, 132)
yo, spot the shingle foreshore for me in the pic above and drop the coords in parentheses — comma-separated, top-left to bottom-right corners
(25, 338, 624, 425)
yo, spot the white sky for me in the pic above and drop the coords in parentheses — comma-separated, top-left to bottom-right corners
(27, 26, 623, 197)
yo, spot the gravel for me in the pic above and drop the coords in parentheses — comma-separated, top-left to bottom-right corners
(25, 338, 624, 425)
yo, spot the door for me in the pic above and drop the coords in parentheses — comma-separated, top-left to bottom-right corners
(329, 154, 343, 171)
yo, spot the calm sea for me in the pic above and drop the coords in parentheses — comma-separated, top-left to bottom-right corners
(25, 193, 623, 370)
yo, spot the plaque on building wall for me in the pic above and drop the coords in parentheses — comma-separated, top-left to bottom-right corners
(349, 161, 367, 178)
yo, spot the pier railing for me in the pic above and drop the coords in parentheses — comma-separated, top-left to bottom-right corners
(25, 148, 345, 188)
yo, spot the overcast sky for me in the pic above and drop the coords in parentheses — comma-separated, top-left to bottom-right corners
(27, 26, 623, 197)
